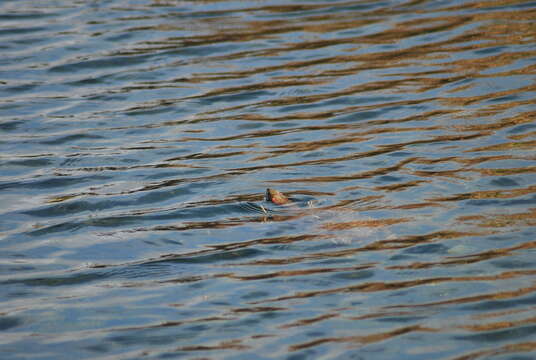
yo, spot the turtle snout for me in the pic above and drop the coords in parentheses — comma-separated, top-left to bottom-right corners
(265, 188, 272, 201)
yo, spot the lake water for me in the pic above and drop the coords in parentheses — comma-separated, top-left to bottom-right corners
(1, 0, 536, 359)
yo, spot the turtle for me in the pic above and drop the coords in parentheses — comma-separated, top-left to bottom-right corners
(265, 188, 291, 205)
(261, 188, 394, 244)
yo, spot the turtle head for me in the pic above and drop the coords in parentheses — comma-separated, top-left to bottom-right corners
(265, 188, 290, 205)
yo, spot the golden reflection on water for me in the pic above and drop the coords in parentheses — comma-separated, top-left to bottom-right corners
(2, 0, 536, 358)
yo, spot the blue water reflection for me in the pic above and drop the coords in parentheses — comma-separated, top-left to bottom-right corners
(1, 0, 536, 359)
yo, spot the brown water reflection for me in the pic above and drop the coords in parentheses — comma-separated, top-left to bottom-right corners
(1, 0, 536, 359)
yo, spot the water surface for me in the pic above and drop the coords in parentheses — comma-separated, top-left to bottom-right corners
(1, 0, 536, 359)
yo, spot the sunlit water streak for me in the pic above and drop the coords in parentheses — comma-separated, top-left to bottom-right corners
(1, 0, 535, 359)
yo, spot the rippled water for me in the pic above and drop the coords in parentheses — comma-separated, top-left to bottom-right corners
(1, 0, 536, 359)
